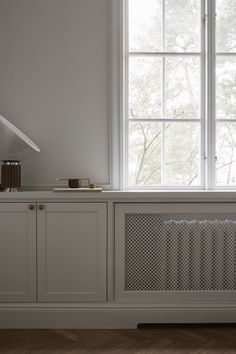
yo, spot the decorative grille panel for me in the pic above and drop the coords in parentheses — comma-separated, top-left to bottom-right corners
(125, 213, 236, 291)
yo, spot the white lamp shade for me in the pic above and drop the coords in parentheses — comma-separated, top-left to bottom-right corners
(0, 115, 40, 161)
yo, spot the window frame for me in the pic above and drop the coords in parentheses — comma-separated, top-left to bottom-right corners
(213, 1, 236, 189)
(111, 0, 236, 190)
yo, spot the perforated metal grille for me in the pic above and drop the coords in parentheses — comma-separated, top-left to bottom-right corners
(125, 213, 236, 291)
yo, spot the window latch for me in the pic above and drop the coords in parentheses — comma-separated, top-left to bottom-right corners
(202, 15, 207, 25)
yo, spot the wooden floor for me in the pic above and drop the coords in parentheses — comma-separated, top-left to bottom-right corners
(1, 326, 236, 353)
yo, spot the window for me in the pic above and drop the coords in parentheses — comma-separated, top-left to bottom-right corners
(123, 0, 236, 189)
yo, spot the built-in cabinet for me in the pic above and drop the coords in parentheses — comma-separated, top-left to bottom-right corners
(0, 203, 107, 303)
(1, 194, 236, 327)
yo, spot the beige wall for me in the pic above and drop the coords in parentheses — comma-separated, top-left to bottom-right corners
(0, 0, 110, 188)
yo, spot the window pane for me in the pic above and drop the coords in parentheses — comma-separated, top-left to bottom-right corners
(128, 122, 201, 187)
(128, 122, 162, 186)
(216, 123, 236, 185)
(216, 57, 236, 119)
(165, 122, 200, 185)
(129, 0, 162, 52)
(127, 1, 203, 189)
(216, 0, 236, 53)
(165, 0, 200, 52)
(166, 57, 200, 119)
(129, 56, 162, 119)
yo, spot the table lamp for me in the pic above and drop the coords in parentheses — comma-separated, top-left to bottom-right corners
(0, 115, 40, 191)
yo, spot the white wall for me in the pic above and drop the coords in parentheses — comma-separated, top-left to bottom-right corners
(0, 0, 110, 188)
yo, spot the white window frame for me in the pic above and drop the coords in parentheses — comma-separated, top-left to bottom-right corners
(207, 0, 216, 190)
(109, 0, 236, 191)
(208, 1, 236, 190)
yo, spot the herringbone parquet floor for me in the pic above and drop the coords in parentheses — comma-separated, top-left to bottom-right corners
(1, 326, 236, 353)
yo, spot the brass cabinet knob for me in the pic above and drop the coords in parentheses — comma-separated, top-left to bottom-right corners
(38, 204, 45, 210)
(28, 204, 35, 210)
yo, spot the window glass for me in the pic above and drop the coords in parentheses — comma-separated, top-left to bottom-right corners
(216, 0, 236, 53)
(129, 57, 162, 119)
(165, 0, 200, 52)
(129, 0, 162, 52)
(165, 57, 200, 119)
(128, 122, 162, 186)
(216, 123, 236, 185)
(216, 57, 236, 120)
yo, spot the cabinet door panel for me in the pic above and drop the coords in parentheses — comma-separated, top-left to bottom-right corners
(0, 203, 36, 302)
(37, 203, 107, 302)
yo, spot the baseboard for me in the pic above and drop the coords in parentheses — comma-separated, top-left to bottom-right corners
(1, 306, 236, 329)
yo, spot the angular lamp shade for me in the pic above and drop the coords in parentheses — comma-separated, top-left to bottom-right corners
(0, 114, 40, 161)
(0, 115, 40, 191)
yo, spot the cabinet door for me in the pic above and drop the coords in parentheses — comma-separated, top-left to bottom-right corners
(37, 203, 107, 302)
(0, 203, 36, 302)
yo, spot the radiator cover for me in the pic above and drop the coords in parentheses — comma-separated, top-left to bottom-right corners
(125, 213, 236, 292)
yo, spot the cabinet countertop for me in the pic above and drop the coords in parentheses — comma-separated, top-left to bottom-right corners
(0, 190, 236, 203)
